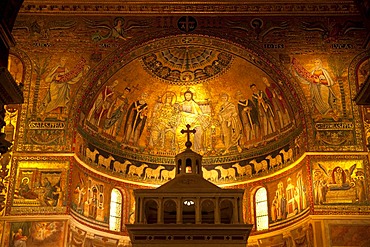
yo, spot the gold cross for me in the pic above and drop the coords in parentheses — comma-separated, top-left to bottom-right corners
(181, 124, 196, 148)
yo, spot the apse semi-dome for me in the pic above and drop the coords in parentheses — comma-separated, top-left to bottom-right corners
(141, 46, 233, 85)
(75, 35, 306, 185)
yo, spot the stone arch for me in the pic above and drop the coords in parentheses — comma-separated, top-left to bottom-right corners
(112, 187, 129, 225)
(74, 34, 309, 129)
(348, 50, 370, 89)
(182, 198, 196, 224)
(185, 158, 192, 173)
(73, 35, 307, 130)
(163, 199, 177, 224)
(8, 48, 34, 147)
(72, 33, 310, 184)
(201, 199, 215, 224)
(144, 199, 158, 224)
(219, 198, 234, 224)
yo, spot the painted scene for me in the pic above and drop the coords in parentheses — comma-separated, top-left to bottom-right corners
(3, 221, 66, 247)
(11, 161, 68, 213)
(83, 53, 296, 156)
(312, 160, 366, 205)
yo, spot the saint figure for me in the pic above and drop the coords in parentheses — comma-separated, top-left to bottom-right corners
(218, 93, 243, 154)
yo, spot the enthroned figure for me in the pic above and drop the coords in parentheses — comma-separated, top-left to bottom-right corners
(149, 92, 178, 151)
(177, 90, 205, 153)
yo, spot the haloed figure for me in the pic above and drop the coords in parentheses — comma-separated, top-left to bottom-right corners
(148, 92, 178, 151)
(218, 93, 243, 154)
(309, 59, 338, 118)
(178, 90, 204, 152)
(40, 57, 87, 120)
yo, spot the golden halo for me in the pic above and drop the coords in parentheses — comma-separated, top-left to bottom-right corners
(21, 177, 29, 184)
(161, 91, 177, 105)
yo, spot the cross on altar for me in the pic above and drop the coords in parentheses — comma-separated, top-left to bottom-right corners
(181, 124, 196, 148)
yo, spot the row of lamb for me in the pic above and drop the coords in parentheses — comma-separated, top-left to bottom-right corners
(84, 147, 294, 182)
(204, 147, 294, 181)
(247, 147, 294, 174)
(85, 147, 176, 181)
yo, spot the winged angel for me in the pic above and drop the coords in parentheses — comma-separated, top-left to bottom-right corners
(85, 17, 150, 42)
(301, 20, 365, 43)
(33, 222, 59, 241)
(317, 163, 357, 189)
(14, 19, 77, 39)
(225, 18, 288, 41)
(313, 163, 356, 204)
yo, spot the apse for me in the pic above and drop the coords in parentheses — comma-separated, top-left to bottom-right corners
(75, 35, 306, 186)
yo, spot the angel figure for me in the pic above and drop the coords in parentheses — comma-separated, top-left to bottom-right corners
(225, 18, 288, 41)
(327, 164, 356, 190)
(85, 17, 149, 42)
(33, 222, 58, 241)
(301, 20, 365, 43)
(13, 18, 77, 40)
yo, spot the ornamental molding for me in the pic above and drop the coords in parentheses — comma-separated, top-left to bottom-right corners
(19, 1, 360, 16)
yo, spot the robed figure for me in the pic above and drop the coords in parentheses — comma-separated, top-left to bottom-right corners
(123, 93, 149, 145)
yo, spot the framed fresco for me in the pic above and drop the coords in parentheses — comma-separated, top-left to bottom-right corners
(2, 220, 66, 247)
(312, 159, 367, 205)
(10, 160, 69, 214)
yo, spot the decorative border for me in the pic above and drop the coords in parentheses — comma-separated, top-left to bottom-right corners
(5, 155, 70, 215)
(140, 49, 234, 86)
(10, 49, 33, 153)
(19, 2, 360, 16)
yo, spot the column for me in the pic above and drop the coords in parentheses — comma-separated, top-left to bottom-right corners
(157, 197, 163, 224)
(195, 197, 201, 224)
(215, 197, 220, 224)
(139, 197, 144, 223)
(176, 197, 182, 224)
(238, 197, 243, 223)
(135, 197, 140, 223)
(233, 197, 239, 223)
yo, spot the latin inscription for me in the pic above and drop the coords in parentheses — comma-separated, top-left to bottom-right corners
(332, 44, 353, 49)
(315, 122, 354, 131)
(29, 121, 65, 129)
(263, 44, 284, 49)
